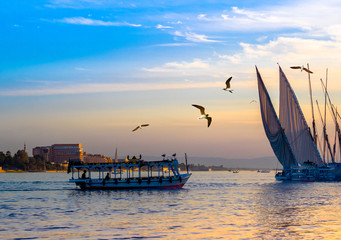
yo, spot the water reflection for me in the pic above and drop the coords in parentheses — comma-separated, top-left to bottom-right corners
(253, 181, 341, 239)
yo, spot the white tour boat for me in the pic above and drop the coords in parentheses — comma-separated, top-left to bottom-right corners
(68, 155, 191, 190)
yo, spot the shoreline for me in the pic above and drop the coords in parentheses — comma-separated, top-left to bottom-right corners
(0, 170, 67, 173)
(0, 169, 273, 173)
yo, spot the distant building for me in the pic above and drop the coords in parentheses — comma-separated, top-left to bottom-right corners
(50, 144, 83, 164)
(83, 154, 112, 164)
(33, 144, 83, 164)
(32, 146, 51, 162)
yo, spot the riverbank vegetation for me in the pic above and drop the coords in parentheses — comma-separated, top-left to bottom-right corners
(0, 150, 66, 171)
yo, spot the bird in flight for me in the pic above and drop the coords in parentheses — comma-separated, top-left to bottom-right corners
(290, 65, 313, 74)
(249, 100, 257, 104)
(192, 104, 212, 127)
(223, 76, 233, 93)
(132, 124, 149, 132)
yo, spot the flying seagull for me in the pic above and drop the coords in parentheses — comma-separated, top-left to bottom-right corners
(192, 104, 212, 127)
(249, 100, 257, 104)
(290, 65, 313, 74)
(132, 124, 149, 132)
(223, 76, 233, 93)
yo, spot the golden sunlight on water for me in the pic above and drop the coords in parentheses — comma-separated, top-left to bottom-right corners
(1, 172, 341, 239)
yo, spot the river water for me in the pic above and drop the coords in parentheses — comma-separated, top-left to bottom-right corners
(1, 171, 341, 239)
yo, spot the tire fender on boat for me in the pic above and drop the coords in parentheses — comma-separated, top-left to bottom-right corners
(169, 177, 172, 183)
(159, 177, 162, 183)
(179, 176, 182, 183)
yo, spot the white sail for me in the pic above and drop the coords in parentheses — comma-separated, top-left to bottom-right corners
(278, 66, 324, 166)
(256, 67, 297, 169)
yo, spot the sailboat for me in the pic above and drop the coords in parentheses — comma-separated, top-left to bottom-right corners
(256, 65, 336, 181)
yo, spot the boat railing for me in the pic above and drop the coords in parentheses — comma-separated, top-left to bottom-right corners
(69, 159, 183, 181)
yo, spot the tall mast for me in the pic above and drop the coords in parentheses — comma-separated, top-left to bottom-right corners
(307, 63, 317, 144)
(320, 78, 340, 163)
(316, 100, 334, 164)
(334, 107, 337, 161)
(336, 111, 341, 161)
(323, 69, 328, 162)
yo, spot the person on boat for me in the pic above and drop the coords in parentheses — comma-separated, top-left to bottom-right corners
(104, 173, 110, 181)
(81, 170, 87, 179)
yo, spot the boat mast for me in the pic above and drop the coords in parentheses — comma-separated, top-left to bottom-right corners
(323, 69, 328, 162)
(317, 99, 335, 163)
(307, 63, 317, 144)
(320, 78, 341, 162)
(316, 100, 325, 164)
(334, 107, 337, 161)
(335, 108, 341, 161)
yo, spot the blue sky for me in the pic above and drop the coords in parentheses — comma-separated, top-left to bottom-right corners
(2, 0, 341, 159)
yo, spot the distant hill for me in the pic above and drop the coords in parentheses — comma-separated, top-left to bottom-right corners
(116, 155, 279, 170)
(184, 156, 279, 170)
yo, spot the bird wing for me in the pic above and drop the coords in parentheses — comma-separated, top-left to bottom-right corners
(303, 67, 313, 74)
(192, 104, 206, 115)
(290, 66, 302, 69)
(132, 126, 140, 132)
(141, 124, 149, 127)
(250, 100, 257, 104)
(225, 77, 232, 88)
(207, 117, 212, 128)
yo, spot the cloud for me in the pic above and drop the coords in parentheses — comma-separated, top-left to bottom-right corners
(218, 54, 242, 64)
(216, 35, 341, 92)
(142, 59, 209, 72)
(155, 43, 195, 47)
(56, 17, 141, 27)
(75, 67, 89, 71)
(173, 31, 221, 43)
(168, 21, 183, 24)
(0, 82, 222, 97)
(326, 24, 341, 41)
(185, 1, 341, 40)
(215, 35, 341, 67)
(46, 0, 136, 9)
(21, 80, 61, 84)
(156, 24, 173, 29)
(257, 36, 268, 42)
(240, 37, 341, 61)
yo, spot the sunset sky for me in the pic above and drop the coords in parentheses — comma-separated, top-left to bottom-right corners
(1, 0, 341, 160)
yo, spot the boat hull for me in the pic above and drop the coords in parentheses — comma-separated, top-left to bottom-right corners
(70, 173, 191, 190)
(275, 175, 289, 181)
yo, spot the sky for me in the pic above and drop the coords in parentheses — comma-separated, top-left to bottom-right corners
(1, 0, 341, 160)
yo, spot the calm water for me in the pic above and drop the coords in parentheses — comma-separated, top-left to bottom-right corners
(1, 171, 341, 239)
